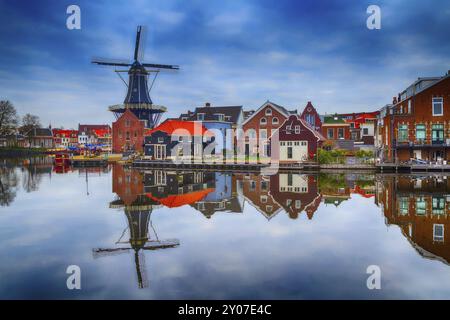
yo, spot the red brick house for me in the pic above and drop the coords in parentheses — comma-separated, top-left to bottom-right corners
(112, 109, 145, 154)
(300, 101, 322, 132)
(377, 71, 450, 162)
(321, 114, 351, 141)
(242, 101, 296, 157)
(272, 114, 325, 163)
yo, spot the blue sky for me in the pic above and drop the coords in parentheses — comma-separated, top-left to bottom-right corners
(0, 0, 449, 128)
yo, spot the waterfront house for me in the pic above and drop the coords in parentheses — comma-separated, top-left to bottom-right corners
(52, 129, 78, 149)
(377, 71, 450, 163)
(321, 114, 351, 147)
(23, 127, 53, 148)
(0, 133, 25, 147)
(242, 100, 297, 158)
(112, 109, 145, 154)
(78, 124, 111, 148)
(300, 101, 322, 132)
(144, 119, 212, 160)
(271, 114, 325, 163)
(179, 103, 244, 156)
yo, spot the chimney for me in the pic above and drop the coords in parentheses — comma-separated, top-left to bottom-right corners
(205, 102, 211, 107)
(392, 96, 397, 104)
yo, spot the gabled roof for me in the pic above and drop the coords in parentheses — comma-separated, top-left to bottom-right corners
(323, 115, 348, 125)
(243, 100, 297, 125)
(274, 114, 326, 141)
(181, 105, 243, 124)
(29, 128, 53, 137)
(145, 119, 211, 136)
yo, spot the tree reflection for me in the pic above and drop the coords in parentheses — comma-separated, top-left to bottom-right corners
(0, 165, 18, 206)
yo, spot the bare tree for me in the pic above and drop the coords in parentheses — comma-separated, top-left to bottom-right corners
(21, 113, 41, 133)
(0, 100, 19, 135)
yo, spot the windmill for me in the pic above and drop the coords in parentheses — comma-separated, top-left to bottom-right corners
(92, 26, 179, 129)
(93, 198, 180, 289)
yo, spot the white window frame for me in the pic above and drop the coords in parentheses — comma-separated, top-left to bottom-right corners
(434, 224, 444, 242)
(265, 108, 272, 116)
(260, 117, 267, 125)
(432, 97, 443, 116)
(197, 113, 205, 121)
(272, 117, 279, 125)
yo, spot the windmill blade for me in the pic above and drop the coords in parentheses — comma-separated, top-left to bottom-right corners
(134, 26, 143, 61)
(142, 63, 179, 70)
(91, 57, 131, 67)
(92, 247, 131, 259)
(142, 239, 180, 250)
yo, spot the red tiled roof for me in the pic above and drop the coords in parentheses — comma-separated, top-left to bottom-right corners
(92, 128, 111, 138)
(146, 188, 214, 208)
(145, 120, 212, 136)
(52, 129, 78, 137)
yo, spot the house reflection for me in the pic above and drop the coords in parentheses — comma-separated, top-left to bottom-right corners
(94, 164, 179, 289)
(376, 175, 450, 265)
(269, 173, 322, 219)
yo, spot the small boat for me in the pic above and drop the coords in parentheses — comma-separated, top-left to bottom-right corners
(54, 152, 71, 166)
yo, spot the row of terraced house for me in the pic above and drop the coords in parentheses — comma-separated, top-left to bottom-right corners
(138, 99, 380, 164)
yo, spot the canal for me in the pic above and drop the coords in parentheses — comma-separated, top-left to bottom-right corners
(1, 157, 450, 299)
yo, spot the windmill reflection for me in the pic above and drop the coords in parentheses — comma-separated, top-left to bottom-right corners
(93, 164, 179, 289)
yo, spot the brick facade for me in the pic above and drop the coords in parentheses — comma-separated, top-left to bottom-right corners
(112, 109, 145, 154)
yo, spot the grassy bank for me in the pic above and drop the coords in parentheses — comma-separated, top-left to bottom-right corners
(0, 147, 48, 158)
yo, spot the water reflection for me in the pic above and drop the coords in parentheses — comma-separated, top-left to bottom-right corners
(376, 175, 450, 265)
(3, 157, 450, 297)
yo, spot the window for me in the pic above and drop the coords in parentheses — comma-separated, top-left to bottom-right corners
(126, 131, 130, 140)
(306, 114, 315, 127)
(272, 117, 279, 125)
(398, 197, 409, 215)
(416, 197, 426, 215)
(287, 173, 293, 186)
(295, 200, 301, 209)
(260, 129, 267, 140)
(197, 113, 205, 121)
(416, 124, 426, 141)
(215, 113, 224, 121)
(432, 97, 443, 116)
(295, 125, 300, 134)
(338, 128, 344, 139)
(432, 197, 445, 215)
(265, 108, 272, 116)
(158, 137, 164, 143)
(261, 181, 268, 191)
(125, 119, 130, 127)
(260, 117, 267, 125)
(432, 124, 444, 143)
(287, 147, 293, 159)
(327, 128, 334, 139)
(408, 100, 412, 113)
(362, 128, 369, 135)
(434, 224, 444, 242)
(397, 124, 408, 142)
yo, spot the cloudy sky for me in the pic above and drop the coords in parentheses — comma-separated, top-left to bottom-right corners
(0, 0, 449, 128)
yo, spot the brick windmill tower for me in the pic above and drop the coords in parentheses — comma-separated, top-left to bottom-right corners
(92, 26, 179, 154)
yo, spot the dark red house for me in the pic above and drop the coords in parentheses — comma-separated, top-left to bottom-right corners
(272, 115, 325, 163)
(300, 101, 322, 132)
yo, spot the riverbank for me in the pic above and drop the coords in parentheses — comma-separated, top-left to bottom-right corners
(0, 147, 47, 158)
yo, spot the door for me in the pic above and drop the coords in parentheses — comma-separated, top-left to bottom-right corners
(413, 150, 422, 160)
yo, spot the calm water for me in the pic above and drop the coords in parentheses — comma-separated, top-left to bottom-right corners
(1, 157, 450, 299)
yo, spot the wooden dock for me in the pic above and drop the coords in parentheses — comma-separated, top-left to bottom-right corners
(131, 160, 373, 172)
(377, 163, 450, 173)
